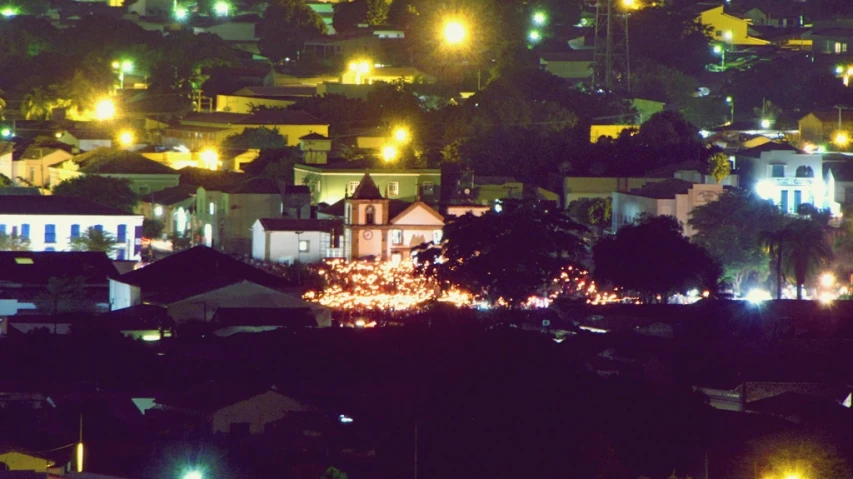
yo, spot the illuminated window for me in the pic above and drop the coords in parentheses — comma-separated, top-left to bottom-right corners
(347, 181, 359, 195)
(154, 205, 163, 217)
(365, 205, 375, 224)
(209, 202, 215, 215)
(391, 229, 403, 245)
(388, 182, 400, 196)
(298, 240, 310, 252)
(836, 42, 848, 54)
(771, 165, 785, 177)
(14, 257, 33, 265)
(432, 229, 443, 244)
(70, 224, 80, 238)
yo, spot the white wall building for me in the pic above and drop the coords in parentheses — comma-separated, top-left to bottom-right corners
(0, 196, 144, 260)
(738, 146, 841, 215)
(611, 179, 724, 236)
(252, 218, 343, 263)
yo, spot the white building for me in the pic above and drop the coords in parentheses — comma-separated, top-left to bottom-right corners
(611, 179, 724, 236)
(252, 218, 344, 263)
(737, 144, 841, 215)
(0, 196, 144, 260)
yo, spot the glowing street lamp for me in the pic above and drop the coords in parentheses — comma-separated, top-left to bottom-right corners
(183, 471, 203, 479)
(381, 145, 399, 162)
(113, 60, 133, 89)
(834, 131, 850, 147)
(760, 118, 771, 129)
(622, 0, 639, 10)
(532, 11, 547, 26)
(528, 30, 542, 43)
(713, 44, 725, 69)
(200, 148, 219, 170)
(0, 128, 10, 138)
(0, 6, 17, 17)
(443, 20, 467, 46)
(118, 130, 134, 148)
(820, 272, 836, 288)
(175, 7, 188, 20)
(725, 96, 734, 124)
(392, 126, 410, 144)
(348, 60, 371, 85)
(214, 1, 230, 16)
(95, 99, 116, 121)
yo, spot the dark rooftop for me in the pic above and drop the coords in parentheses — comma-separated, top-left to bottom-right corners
(0, 251, 118, 284)
(178, 167, 247, 191)
(737, 141, 804, 158)
(68, 148, 178, 175)
(627, 178, 696, 199)
(0, 196, 137, 216)
(258, 218, 342, 232)
(226, 177, 282, 195)
(213, 307, 318, 328)
(142, 185, 197, 206)
(351, 173, 384, 200)
(181, 110, 327, 126)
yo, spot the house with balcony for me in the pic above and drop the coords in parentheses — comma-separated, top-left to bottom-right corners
(49, 148, 180, 195)
(736, 142, 840, 215)
(0, 196, 144, 260)
(251, 218, 344, 263)
(611, 179, 724, 236)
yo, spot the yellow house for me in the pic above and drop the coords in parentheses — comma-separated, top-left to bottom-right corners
(0, 450, 54, 472)
(692, 4, 770, 46)
(798, 110, 853, 144)
(340, 67, 436, 85)
(590, 124, 639, 143)
(215, 95, 296, 114)
(171, 111, 329, 148)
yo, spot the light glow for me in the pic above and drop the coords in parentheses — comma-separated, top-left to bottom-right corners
(200, 149, 219, 170)
(142, 334, 161, 342)
(381, 145, 399, 162)
(820, 272, 836, 288)
(834, 131, 850, 147)
(184, 472, 203, 479)
(0, 128, 10, 138)
(761, 119, 771, 129)
(118, 130, 134, 147)
(745, 288, 772, 304)
(532, 11, 547, 26)
(393, 127, 410, 144)
(755, 180, 774, 200)
(214, 1, 230, 16)
(443, 20, 467, 45)
(529, 30, 542, 42)
(95, 99, 116, 121)
(0, 6, 16, 17)
(76, 443, 83, 473)
(175, 7, 188, 20)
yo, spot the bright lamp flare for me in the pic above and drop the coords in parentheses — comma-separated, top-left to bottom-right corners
(184, 472, 203, 479)
(834, 131, 850, 147)
(622, 0, 639, 9)
(532, 11, 547, 25)
(393, 127, 410, 143)
(95, 99, 116, 121)
(443, 20, 467, 45)
(381, 145, 399, 162)
(200, 149, 219, 170)
(761, 119, 771, 129)
(820, 272, 836, 288)
(118, 131, 134, 147)
(745, 288, 772, 304)
(214, 1, 230, 16)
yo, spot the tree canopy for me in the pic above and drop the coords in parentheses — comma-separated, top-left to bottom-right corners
(53, 176, 138, 213)
(414, 202, 587, 306)
(258, 0, 327, 63)
(70, 227, 119, 254)
(593, 215, 721, 301)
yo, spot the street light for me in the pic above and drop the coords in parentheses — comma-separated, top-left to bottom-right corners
(443, 20, 467, 45)
(381, 145, 399, 162)
(214, 1, 230, 16)
(175, 7, 188, 20)
(725, 96, 734, 124)
(532, 11, 547, 26)
(200, 148, 219, 170)
(834, 131, 850, 147)
(392, 126, 410, 144)
(113, 60, 133, 90)
(118, 130, 134, 148)
(348, 60, 371, 85)
(0, 7, 17, 17)
(713, 44, 725, 69)
(95, 99, 116, 121)
(528, 30, 542, 43)
(760, 118, 771, 129)
(183, 471, 203, 479)
(622, 0, 640, 10)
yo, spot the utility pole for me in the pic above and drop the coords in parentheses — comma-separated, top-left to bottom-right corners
(593, 0, 631, 92)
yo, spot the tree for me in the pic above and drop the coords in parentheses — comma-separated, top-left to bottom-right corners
(333, 1, 368, 32)
(628, 6, 712, 76)
(20, 86, 57, 120)
(566, 197, 611, 230)
(0, 232, 30, 251)
(53, 176, 138, 213)
(413, 202, 587, 306)
(222, 127, 288, 150)
(593, 215, 721, 302)
(143, 218, 164, 239)
(321, 466, 348, 479)
(0, 173, 11, 186)
(706, 152, 731, 183)
(690, 190, 781, 295)
(365, 0, 390, 25)
(70, 227, 119, 254)
(781, 219, 832, 300)
(258, 0, 327, 63)
(758, 227, 789, 300)
(35, 276, 92, 316)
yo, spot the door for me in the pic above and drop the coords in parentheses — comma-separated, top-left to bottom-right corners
(780, 190, 789, 213)
(793, 190, 802, 213)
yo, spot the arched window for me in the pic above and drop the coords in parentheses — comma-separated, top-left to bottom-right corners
(796, 166, 814, 178)
(365, 205, 375, 225)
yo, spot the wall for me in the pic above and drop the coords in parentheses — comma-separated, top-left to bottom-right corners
(295, 167, 440, 205)
(564, 176, 666, 205)
(611, 184, 724, 236)
(211, 391, 312, 435)
(697, 6, 769, 46)
(0, 452, 52, 471)
(0, 213, 144, 260)
(110, 279, 141, 311)
(589, 124, 639, 143)
(14, 150, 74, 188)
(215, 95, 295, 114)
(253, 228, 343, 263)
(542, 60, 593, 79)
(611, 192, 662, 232)
(196, 22, 257, 42)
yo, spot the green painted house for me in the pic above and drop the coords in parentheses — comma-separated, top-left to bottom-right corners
(294, 160, 440, 206)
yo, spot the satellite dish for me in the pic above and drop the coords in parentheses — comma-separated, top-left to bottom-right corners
(697, 87, 710, 97)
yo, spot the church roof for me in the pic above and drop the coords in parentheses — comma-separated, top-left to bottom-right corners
(351, 173, 384, 200)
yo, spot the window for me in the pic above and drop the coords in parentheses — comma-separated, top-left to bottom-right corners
(0, 225, 5, 235)
(94, 225, 103, 233)
(771, 165, 785, 178)
(345, 204, 352, 224)
(209, 202, 215, 215)
(365, 205, 376, 224)
(835, 42, 848, 54)
(715, 29, 722, 36)
(117, 224, 127, 243)
(20, 224, 29, 239)
(433, 229, 443, 244)
(391, 252, 402, 265)
(11, 226, 17, 237)
(421, 182, 435, 195)
(45, 247, 55, 252)
(388, 182, 400, 196)
(70, 224, 80, 238)
(796, 166, 814, 178)
(29, 167, 34, 183)
(347, 181, 359, 195)
(139, 186, 150, 195)
(331, 232, 340, 248)
(44, 224, 56, 244)
(298, 240, 310, 252)
(391, 229, 403, 245)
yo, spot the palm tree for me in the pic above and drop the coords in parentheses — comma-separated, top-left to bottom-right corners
(20, 87, 55, 120)
(69, 227, 118, 254)
(758, 228, 788, 299)
(0, 233, 30, 251)
(0, 92, 6, 121)
(782, 219, 832, 300)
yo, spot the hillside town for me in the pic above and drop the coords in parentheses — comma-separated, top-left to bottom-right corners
(1, 0, 853, 478)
